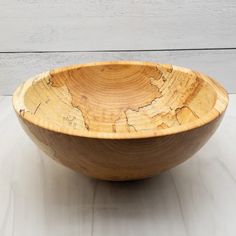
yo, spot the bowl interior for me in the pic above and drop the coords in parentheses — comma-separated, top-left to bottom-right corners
(13, 62, 227, 136)
(14, 62, 227, 137)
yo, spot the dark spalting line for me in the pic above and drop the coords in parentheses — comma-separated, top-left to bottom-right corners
(75, 104, 90, 131)
(112, 124, 116, 133)
(126, 92, 163, 114)
(123, 73, 164, 114)
(33, 102, 41, 115)
(124, 111, 137, 132)
(151, 111, 170, 119)
(176, 105, 200, 119)
(175, 112, 181, 125)
(112, 113, 125, 132)
(156, 122, 169, 129)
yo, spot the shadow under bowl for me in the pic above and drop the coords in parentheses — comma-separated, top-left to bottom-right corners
(12, 61, 228, 180)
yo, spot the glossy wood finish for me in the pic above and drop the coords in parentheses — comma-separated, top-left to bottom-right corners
(12, 61, 228, 180)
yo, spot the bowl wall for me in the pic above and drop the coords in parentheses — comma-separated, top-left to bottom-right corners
(17, 112, 224, 180)
(13, 61, 228, 180)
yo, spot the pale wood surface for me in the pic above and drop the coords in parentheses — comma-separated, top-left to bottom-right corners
(0, 0, 236, 51)
(0, 94, 236, 235)
(1, 50, 236, 96)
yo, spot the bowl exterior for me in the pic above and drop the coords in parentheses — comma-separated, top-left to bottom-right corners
(16, 113, 224, 181)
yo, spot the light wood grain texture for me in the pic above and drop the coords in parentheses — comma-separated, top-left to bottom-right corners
(1, 50, 236, 96)
(1, 95, 236, 235)
(12, 61, 228, 180)
(0, 0, 235, 51)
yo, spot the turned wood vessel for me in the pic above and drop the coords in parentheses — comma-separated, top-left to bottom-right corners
(13, 61, 228, 180)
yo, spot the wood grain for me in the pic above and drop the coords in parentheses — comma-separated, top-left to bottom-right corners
(0, 0, 236, 51)
(1, 50, 236, 96)
(12, 61, 228, 180)
(1, 95, 236, 235)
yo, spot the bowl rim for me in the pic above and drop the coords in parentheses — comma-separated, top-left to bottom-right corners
(12, 61, 229, 139)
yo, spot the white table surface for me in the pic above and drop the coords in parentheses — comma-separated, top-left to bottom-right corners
(0, 95, 236, 236)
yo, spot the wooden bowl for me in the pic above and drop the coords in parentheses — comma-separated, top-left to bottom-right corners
(13, 61, 228, 181)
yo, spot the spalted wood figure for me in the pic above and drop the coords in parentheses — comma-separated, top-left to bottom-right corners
(13, 61, 228, 180)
